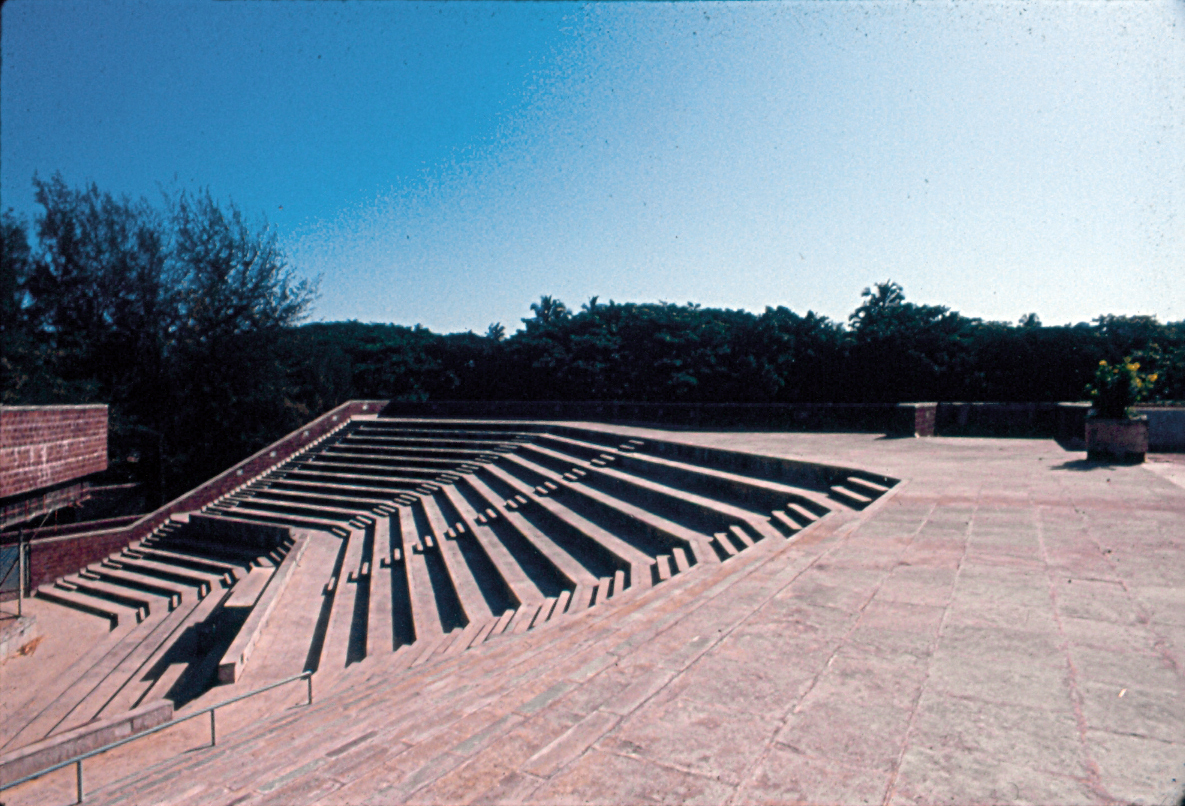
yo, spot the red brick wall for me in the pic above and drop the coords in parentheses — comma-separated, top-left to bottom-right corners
(16, 400, 384, 594)
(0, 405, 108, 498)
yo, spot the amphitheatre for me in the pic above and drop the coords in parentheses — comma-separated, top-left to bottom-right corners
(1, 401, 1183, 805)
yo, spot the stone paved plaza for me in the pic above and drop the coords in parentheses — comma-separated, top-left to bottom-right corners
(3, 429, 1183, 805)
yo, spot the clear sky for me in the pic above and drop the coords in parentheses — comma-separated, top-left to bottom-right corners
(3, 0, 1182, 334)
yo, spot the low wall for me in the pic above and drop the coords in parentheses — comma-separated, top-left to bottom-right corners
(380, 400, 930, 435)
(1133, 406, 1185, 452)
(0, 700, 172, 784)
(11, 400, 385, 598)
(936, 402, 1090, 442)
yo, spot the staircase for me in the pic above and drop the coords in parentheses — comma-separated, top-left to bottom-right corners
(11, 417, 897, 761)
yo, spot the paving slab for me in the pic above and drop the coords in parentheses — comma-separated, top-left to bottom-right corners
(7, 429, 1185, 806)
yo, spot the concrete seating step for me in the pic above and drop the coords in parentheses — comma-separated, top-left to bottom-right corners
(103, 556, 221, 595)
(100, 581, 230, 715)
(83, 565, 191, 606)
(262, 477, 415, 501)
(396, 506, 452, 643)
(124, 546, 246, 581)
(459, 475, 598, 609)
(440, 486, 548, 607)
(59, 575, 158, 619)
(524, 444, 783, 546)
(146, 534, 277, 565)
(203, 505, 352, 538)
(273, 468, 430, 489)
(220, 497, 369, 523)
(245, 488, 395, 512)
(416, 497, 505, 624)
(101, 557, 222, 595)
(480, 464, 653, 594)
(844, 475, 891, 495)
(712, 532, 741, 558)
(575, 440, 837, 516)
(51, 585, 215, 733)
(35, 585, 133, 628)
(217, 535, 308, 684)
(317, 527, 367, 672)
(770, 509, 803, 534)
(499, 453, 717, 569)
(828, 484, 874, 508)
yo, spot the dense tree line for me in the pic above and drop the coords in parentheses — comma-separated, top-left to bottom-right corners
(4, 175, 1184, 504)
(278, 290, 1185, 410)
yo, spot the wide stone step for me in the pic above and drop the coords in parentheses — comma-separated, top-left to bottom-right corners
(60, 575, 160, 618)
(125, 546, 246, 581)
(331, 436, 520, 451)
(520, 443, 780, 543)
(439, 485, 553, 605)
(270, 468, 428, 491)
(262, 477, 419, 502)
(481, 464, 654, 597)
(100, 583, 229, 716)
(220, 497, 374, 524)
(35, 585, 133, 628)
(495, 454, 713, 569)
(396, 506, 455, 640)
(145, 534, 279, 567)
(104, 556, 221, 595)
(203, 505, 354, 537)
(413, 497, 507, 624)
(828, 483, 874, 508)
(83, 565, 192, 606)
(250, 486, 396, 510)
(458, 475, 601, 612)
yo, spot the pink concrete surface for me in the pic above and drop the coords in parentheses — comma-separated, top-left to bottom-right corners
(4, 430, 1184, 806)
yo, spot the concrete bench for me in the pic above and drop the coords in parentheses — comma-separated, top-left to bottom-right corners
(217, 533, 307, 684)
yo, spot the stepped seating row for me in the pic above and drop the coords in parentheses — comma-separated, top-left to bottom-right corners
(19, 417, 896, 762)
(175, 419, 895, 687)
(8, 519, 295, 753)
(9, 423, 359, 751)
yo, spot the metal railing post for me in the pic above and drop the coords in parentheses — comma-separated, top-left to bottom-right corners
(18, 535, 25, 618)
(210, 708, 216, 746)
(75, 758, 83, 803)
(307, 673, 313, 705)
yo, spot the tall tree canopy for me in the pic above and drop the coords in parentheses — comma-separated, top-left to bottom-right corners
(3, 174, 318, 503)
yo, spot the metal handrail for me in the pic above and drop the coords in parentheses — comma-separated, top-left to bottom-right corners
(0, 670, 314, 803)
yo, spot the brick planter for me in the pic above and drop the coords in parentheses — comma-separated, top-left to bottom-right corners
(1085, 416, 1148, 464)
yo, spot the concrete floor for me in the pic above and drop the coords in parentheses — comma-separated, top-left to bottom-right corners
(4, 430, 1183, 806)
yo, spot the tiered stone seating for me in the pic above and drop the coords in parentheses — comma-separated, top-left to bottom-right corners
(169, 418, 896, 687)
(15, 416, 896, 779)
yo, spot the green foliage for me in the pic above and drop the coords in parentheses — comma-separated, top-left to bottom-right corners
(11, 174, 1185, 500)
(6, 174, 318, 503)
(1086, 358, 1157, 419)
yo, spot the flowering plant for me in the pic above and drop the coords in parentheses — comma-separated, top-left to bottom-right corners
(1086, 358, 1157, 419)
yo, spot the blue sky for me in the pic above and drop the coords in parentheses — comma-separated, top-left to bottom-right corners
(3, 0, 1182, 333)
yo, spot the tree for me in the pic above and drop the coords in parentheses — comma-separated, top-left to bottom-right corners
(16, 174, 319, 502)
(846, 281, 974, 402)
(0, 210, 44, 403)
(526, 295, 570, 329)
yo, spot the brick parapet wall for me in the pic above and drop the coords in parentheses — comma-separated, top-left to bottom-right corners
(0, 405, 108, 498)
(14, 400, 384, 596)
